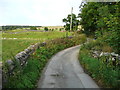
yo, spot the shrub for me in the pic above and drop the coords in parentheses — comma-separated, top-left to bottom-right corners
(81, 39, 113, 53)
(96, 30, 120, 54)
(44, 27, 48, 31)
(102, 44, 112, 53)
(79, 43, 120, 88)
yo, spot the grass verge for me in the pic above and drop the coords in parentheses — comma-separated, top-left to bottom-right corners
(79, 40, 120, 88)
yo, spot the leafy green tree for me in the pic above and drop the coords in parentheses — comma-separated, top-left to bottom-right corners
(62, 13, 79, 31)
(44, 27, 48, 31)
(78, 2, 101, 35)
(79, 1, 120, 53)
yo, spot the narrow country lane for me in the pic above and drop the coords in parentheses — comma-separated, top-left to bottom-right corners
(37, 45, 99, 88)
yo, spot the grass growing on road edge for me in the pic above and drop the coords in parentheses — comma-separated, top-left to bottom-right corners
(3, 34, 87, 88)
(78, 40, 120, 88)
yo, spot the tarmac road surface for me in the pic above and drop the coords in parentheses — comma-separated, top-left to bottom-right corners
(37, 45, 99, 88)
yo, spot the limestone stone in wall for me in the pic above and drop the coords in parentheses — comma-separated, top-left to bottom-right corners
(24, 49, 31, 54)
(68, 36, 73, 39)
(40, 42, 46, 46)
(15, 51, 27, 65)
(5, 60, 15, 74)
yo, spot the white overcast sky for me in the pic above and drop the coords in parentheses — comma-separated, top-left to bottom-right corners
(0, 0, 82, 26)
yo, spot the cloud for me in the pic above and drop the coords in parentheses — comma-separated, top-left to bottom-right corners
(0, 0, 82, 26)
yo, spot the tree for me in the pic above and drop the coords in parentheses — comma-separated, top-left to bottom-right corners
(44, 27, 48, 31)
(79, 1, 120, 53)
(79, 2, 120, 36)
(62, 13, 79, 31)
(78, 2, 101, 35)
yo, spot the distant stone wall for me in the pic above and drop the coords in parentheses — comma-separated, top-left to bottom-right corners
(37, 26, 65, 30)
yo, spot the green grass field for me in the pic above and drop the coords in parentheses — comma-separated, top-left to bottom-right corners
(2, 31, 67, 39)
(2, 30, 71, 61)
(3, 29, 28, 33)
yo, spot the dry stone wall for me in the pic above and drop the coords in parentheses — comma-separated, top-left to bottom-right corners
(91, 50, 120, 66)
(2, 42, 46, 85)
